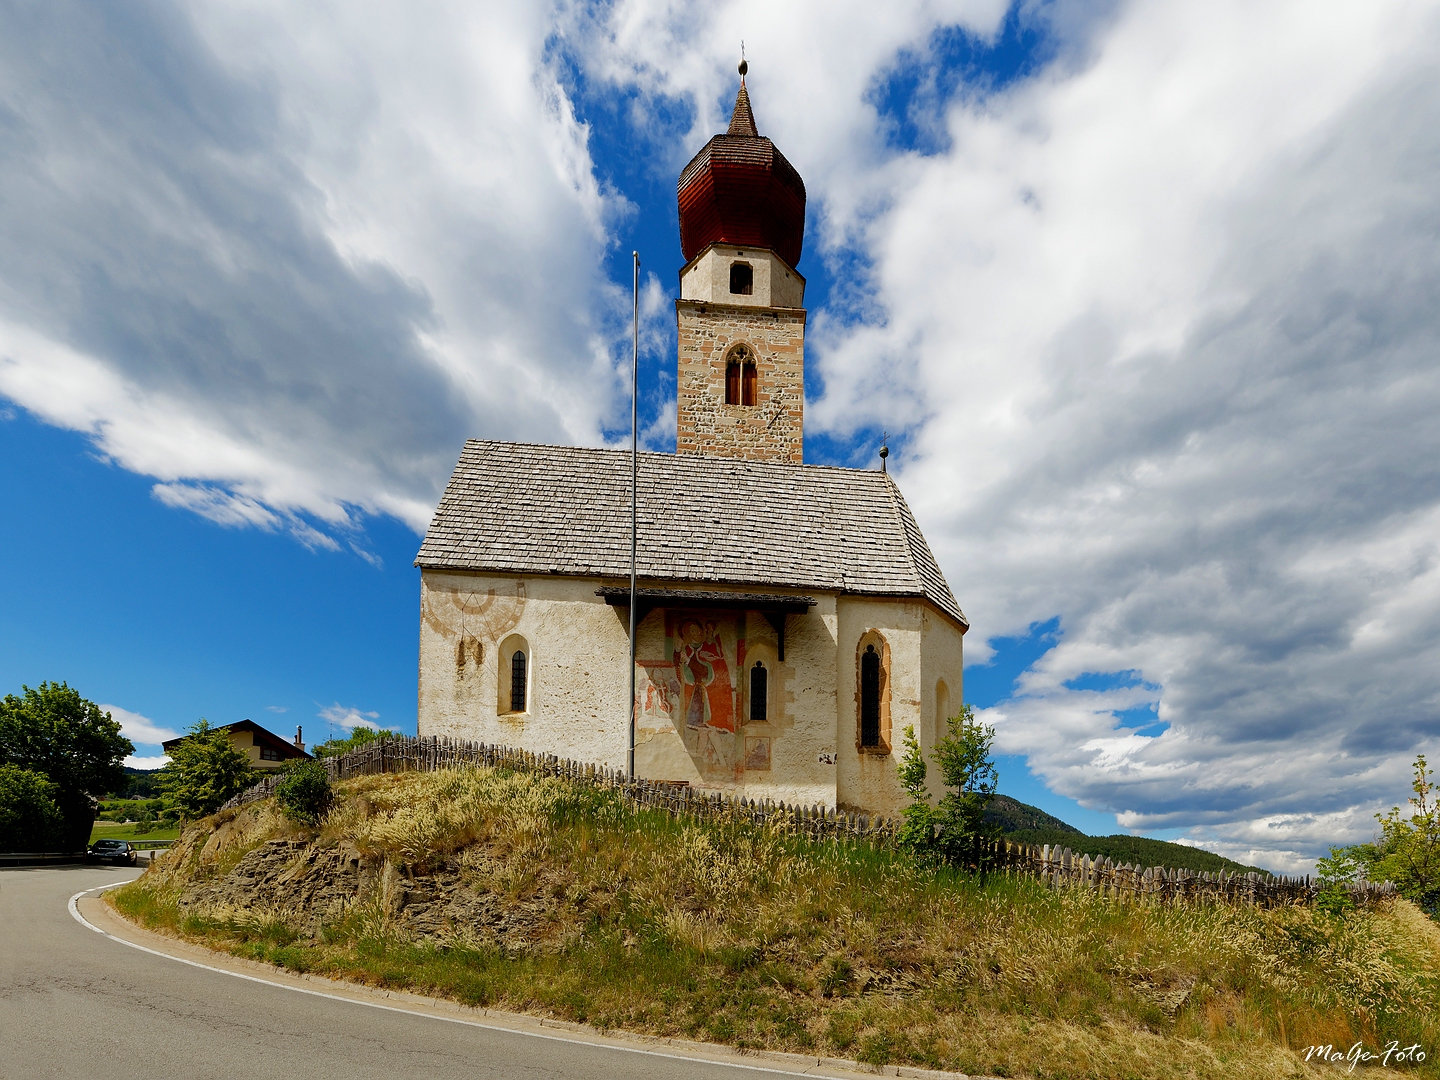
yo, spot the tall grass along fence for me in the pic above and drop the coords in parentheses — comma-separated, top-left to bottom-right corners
(223, 734, 1394, 909)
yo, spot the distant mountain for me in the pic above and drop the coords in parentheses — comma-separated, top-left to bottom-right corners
(983, 795, 1084, 835)
(982, 794, 1272, 877)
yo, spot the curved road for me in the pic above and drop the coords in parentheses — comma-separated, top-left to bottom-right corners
(0, 867, 865, 1080)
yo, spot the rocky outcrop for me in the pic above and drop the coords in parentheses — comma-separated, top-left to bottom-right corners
(178, 838, 561, 950)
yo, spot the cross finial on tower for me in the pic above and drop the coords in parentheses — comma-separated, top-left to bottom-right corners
(739, 42, 747, 80)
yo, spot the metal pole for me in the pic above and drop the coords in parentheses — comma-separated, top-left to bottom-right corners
(628, 251, 639, 781)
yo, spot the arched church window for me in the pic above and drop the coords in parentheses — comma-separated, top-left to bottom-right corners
(729, 261, 753, 295)
(725, 345, 757, 406)
(860, 645, 881, 747)
(750, 661, 768, 723)
(510, 650, 527, 712)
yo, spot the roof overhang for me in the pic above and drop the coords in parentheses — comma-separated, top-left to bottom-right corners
(597, 586, 815, 660)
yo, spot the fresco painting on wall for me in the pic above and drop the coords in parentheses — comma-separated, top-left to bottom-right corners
(634, 612, 746, 779)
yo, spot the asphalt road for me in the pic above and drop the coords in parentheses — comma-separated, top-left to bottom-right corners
(0, 867, 854, 1080)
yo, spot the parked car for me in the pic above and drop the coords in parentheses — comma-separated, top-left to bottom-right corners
(85, 839, 138, 866)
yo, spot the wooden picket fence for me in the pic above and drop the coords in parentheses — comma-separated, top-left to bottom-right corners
(223, 733, 1394, 909)
(979, 837, 1395, 907)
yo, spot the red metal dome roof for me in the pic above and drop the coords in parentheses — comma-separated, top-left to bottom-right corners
(677, 78, 806, 269)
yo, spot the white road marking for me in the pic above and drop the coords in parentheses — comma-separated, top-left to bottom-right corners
(66, 882, 859, 1079)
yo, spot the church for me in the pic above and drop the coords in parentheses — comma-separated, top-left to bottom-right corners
(414, 67, 968, 815)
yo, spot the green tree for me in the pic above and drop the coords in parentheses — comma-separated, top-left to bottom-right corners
(895, 705, 999, 867)
(160, 719, 260, 820)
(896, 724, 938, 856)
(0, 682, 133, 850)
(311, 726, 399, 759)
(1350, 756, 1440, 916)
(1315, 845, 1363, 916)
(0, 765, 65, 851)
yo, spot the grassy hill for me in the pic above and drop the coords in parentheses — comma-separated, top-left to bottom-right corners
(112, 766, 1440, 1080)
(983, 795, 1271, 876)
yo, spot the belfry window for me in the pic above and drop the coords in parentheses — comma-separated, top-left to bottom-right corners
(750, 661, 768, 723)
(510, 650, 527, 712)
(725, 346, 758, 406)
(729, 261, 753, 295)
(860, 645, 881, 747)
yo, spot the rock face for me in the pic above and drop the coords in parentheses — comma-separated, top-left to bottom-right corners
(178, 838, 560, 951)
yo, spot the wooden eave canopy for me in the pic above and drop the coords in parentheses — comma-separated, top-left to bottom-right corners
(596, 586, 815, 659)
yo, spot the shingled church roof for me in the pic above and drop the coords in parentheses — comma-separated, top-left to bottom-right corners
(415, 440, 967, 628)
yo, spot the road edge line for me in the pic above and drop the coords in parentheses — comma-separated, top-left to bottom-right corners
(67, 883, 946, 1080)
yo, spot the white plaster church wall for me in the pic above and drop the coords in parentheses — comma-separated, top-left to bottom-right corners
(418, 570, 962, 817)
(418, 571, 632, 770)
(920, 606, 966, 804)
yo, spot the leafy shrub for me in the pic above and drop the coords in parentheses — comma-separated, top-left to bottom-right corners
(274, 759, 332, 825)
(0, 764, 66, 851)
(1360, 756, 1440, 916)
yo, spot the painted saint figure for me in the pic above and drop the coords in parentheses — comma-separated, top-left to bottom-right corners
(675, 618, 735, 733)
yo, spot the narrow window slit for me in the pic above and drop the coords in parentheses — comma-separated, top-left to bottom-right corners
(750, 661, 768, 723)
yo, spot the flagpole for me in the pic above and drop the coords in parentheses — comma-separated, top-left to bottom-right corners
(628, 251, 639, 782)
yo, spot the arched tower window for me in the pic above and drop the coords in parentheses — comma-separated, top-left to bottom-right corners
(750, 661, 768, 723)
(510, 650, 527, 712)
(725, 345, 758, 406)
(860, 645, 881, 747)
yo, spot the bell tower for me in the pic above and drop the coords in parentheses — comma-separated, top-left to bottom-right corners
(675, 62, 806, 464)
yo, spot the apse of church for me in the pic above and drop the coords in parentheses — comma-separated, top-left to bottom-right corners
(675, 66, 806, 464)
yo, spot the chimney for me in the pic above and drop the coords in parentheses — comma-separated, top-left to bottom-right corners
(294, 725, 304, 752)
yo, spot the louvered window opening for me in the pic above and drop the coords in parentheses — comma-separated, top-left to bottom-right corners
(750, 661, 768, 723)
(729, 262, 753, 295)
(860, 645, 881, 747)
(510, 650, 527, 712)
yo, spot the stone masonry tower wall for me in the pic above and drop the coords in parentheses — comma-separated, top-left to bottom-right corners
(674, 67, 807, 465)
(675, 247, 805, 463)
(675, 302, 805, 463)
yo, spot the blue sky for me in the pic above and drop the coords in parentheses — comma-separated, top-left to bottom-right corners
(2, 1, 1438, 872)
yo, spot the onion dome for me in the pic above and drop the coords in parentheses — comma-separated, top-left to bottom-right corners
(677, 63, 806, 269)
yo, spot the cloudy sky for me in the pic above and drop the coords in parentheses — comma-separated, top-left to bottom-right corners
(2, 0, 1437, 872)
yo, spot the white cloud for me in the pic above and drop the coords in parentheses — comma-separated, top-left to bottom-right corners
(801, 1, 1440, 871)
(100, 704, 182, 748)
(264, 705, 288, 714)
(317, 703, 382, 731)
(571, 0, 1440, 871)
(0, 2, 634, 539)
(123, 755, 172, 771)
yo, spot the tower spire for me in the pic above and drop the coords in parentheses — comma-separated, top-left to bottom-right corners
(728, 56, 758, 137)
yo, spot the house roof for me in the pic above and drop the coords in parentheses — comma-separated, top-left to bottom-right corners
(161, 719, 311, 759)
(415, 440, 967, 629)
